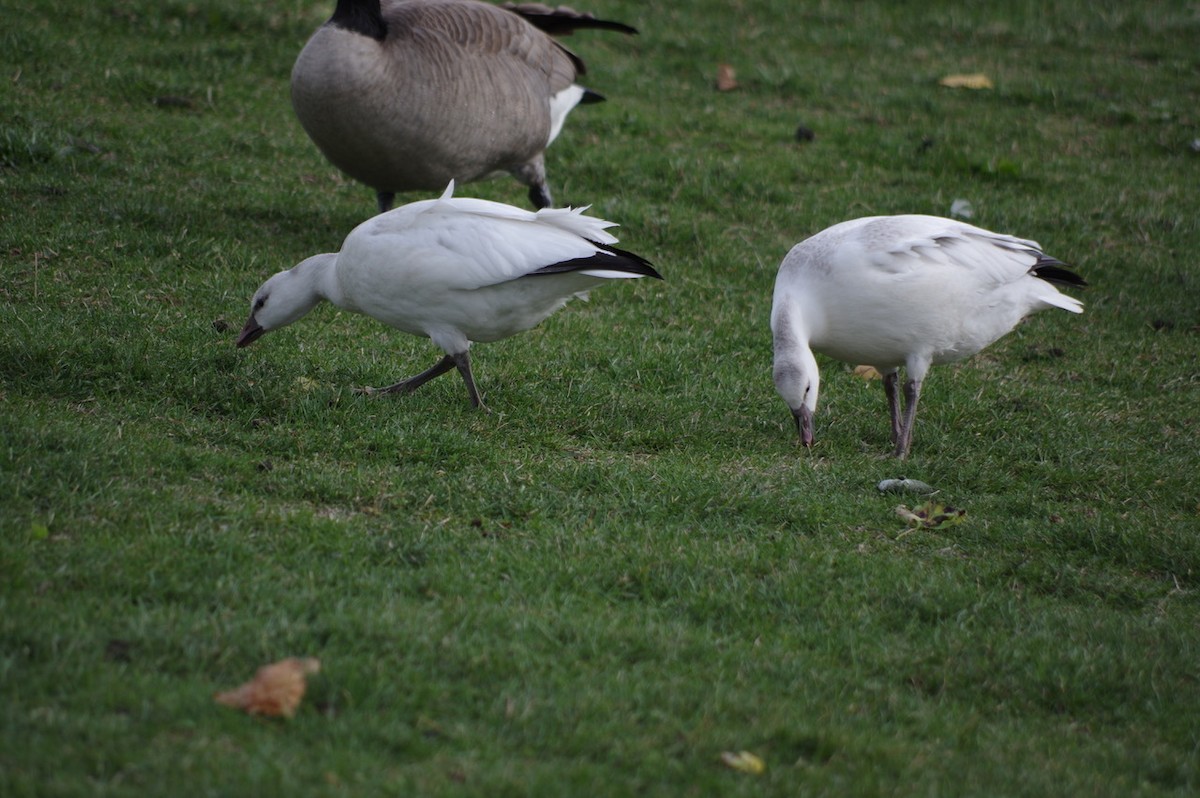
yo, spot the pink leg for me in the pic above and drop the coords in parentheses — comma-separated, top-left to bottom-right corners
(371, 354, 456, 395)
(892, 378, 922, 459)
(883, 371, 902, 445)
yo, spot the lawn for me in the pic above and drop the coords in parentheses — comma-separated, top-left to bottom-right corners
(2, 0, 1198, 795)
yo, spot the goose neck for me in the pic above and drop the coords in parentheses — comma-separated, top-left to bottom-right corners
(330, 0, 387, 40)
(294, 254, 349, 310)
(316, 257, 351, 310)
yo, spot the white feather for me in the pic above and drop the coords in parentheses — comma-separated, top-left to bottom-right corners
(238, 189, 657, 408)
(771, 214, 1085, 457)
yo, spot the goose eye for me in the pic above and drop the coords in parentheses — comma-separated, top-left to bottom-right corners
(253, 297, 266, 311)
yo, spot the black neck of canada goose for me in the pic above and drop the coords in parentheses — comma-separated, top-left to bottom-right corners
(329, 0, 387, 41)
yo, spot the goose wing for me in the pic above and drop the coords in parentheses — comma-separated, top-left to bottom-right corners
(343, 186, 654, 291)
(837, 215, 1084, 324)
(847, 215, 1049, 289)
(386, 0, 579, 89)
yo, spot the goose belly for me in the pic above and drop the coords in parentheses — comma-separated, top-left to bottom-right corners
(811, 300, 1024, 369)
(451, 274, 602, 343)
(344, 272, 602, 345)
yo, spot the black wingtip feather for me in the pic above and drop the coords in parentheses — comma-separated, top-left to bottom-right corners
(531, 241, 662, 280)
(1032, 255, 1088, 288)
(524, 17, 639, 36)
(501, 4, 639, 36)
(596, 242, 663, 280)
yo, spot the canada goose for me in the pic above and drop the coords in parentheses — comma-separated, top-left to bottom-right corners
(238, 183, 662, 410)
(771, 215, 1086, 458)
(291, 0, 636, 213)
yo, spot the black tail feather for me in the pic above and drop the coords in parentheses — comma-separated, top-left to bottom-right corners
(1032, 255, 1088, 288)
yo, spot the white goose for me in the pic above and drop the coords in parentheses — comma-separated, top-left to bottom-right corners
(771, 215, 1086, 458)
(291, 0, 637, 213)
(237, 183, 661, 409)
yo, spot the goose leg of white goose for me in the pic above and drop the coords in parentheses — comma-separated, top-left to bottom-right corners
(450, 351, 488, 411)
(893, 378, 923, 459)
(371, 355, 456, 395)
(882, 371, 902, 445)
(376, 191, 395, 214)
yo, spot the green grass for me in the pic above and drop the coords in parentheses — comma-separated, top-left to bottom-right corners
(2, 0, 1199, 794)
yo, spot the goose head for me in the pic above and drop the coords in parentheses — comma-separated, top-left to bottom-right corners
(771, 298, 822, 447)
(773, 345, 820, 447)
(237, 256, 332, 347)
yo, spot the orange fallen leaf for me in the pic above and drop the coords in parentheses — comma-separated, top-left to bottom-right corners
(720, 750, 765, 774)
(853, 365, 882, 380)
(215, 657, 321, 718)
(938, 73, 994, 89)
(716, 63, 738, 91)
(895, 502, 967, 530)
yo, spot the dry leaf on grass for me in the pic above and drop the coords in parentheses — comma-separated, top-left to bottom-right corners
(716, 63, 738, 91)
(938, 73, 994, 89)
(895, 502, 967, 530)
(853, 365, 882, 380)
(720, 750, 765, 774)
(214, 657, 321, 718)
